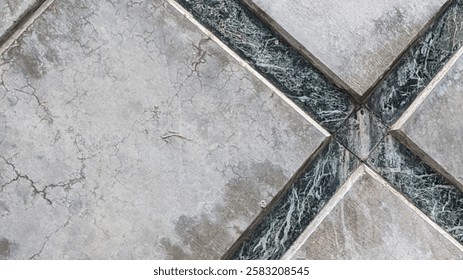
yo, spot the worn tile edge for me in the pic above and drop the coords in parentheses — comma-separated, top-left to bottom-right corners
(360, 0, 454, 103)
(239, 0, 359, 101)
(167, 0, 330, 137)
(280, 164, 366, 260)
(391, 44, 463, 130)
(389, 130, 463, 192)
(221, 138, 332, 259)
(364, 166, 463, 253)
(0, 0, 56, 57)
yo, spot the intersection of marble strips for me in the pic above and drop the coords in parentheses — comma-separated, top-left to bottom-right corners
(174, 0, 462, 258)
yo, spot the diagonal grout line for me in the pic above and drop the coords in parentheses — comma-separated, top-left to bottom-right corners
(391, 44, 463, 131)
(221, 137, 332, 259)
(365, 165, 463, 253)
(173, 0, 356, 132)
(224, 139, 359, 260)
(0, 0, 56, 57)
(281, 165, 366, 260)
(239, 0, 360, 102)
(367, 0, 463, 125)
(367, 134, 463, 244)
(176, 0, 463, 259)
(284, 164, 463, 258)
(390, 129, 463, 192)
(358, 0, 454, 104)
(167, 0, 330, 138)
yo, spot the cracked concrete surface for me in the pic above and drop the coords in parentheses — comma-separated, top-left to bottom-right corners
(0, 0, 326, 259)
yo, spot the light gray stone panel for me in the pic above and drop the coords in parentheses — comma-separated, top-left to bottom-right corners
(0, 0, 40, 42)
(292, 171, 463, 260)
(400, 54, 463, 188)
(0, 0, 327, 259)
(245, 0, 447, 96)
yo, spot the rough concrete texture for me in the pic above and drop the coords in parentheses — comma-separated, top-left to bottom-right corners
(400, 53, 463, 188)
(291, 171, 463, 260)
(0, 0, 40, 42)
(0, 0, 327, 259)
(245, 0, 447, 96)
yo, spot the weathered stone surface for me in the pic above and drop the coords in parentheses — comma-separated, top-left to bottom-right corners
(0, 0, 40, 42)
(291, 170, 463, 260)
(245, 0, 447, 97)
(0, 0, 326, 259)
(400, 53, 463, 188)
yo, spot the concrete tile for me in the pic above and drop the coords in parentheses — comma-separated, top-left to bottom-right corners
(291, 169, 463, 260)
(245, 0, 447, 97)
(0, 0, 40, 42)
(0, 0, 327, 259)
(400, 53, 463, 189)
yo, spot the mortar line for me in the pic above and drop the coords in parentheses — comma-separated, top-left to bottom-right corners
(390, 130, 463, 192)
(391, 44, 463, 130)
(359, 0, 454, 103)
(281, 165, 365, 260)
(167, 0, 330, 137)
(0, 0, 56, 57)
(365, 166, 463, 253)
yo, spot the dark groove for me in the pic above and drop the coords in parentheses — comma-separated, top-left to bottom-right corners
(175, 0, 355, 132)
(0, 0, 48, 51)
(367, 135, 463, 244)
(367, 0, 463, 125)
(225, 139, 359, 259)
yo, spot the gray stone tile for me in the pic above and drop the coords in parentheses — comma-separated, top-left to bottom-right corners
(400, 53, 463, 188)
(0, 0, 327, 259)
(291, 170, 463, 260)
(0, 0, 40, 43)
(245, 0, 447, 97)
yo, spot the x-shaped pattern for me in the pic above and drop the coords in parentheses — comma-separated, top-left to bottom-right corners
(176, 0, 463, 259)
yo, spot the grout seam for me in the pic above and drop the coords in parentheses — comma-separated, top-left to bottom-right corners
(365, 166, 463, 253)
(0, 0, 56, 57)
(391, 44, 463, 130)
(167, 0, 330, 138)
(281, 165, 365, 259)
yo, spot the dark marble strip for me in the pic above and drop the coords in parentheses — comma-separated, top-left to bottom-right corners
(175, 0, 355, 131)
(367, 135, 463, 243)
(367, 0, 463, 125)
(227, 139, 359, 260)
